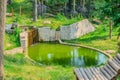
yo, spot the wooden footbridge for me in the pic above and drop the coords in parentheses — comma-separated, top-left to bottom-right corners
(74, 54, 120, 80)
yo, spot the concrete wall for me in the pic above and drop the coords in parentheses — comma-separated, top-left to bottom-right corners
(20, 31, 28, 52)
(38, 27, 51, 41)
(38, 19, 95, 41)
(60, 19, 95, 40)
(20, 19, 95, 47)
(38, 27, 60, 41)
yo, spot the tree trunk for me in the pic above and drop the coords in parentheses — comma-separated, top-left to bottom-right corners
(33, 0, 37, 22)
(73, 0, 76, 13)
(0, 0, 6, 80)
(68, 0, 72, 13)
(82, 0, 85, 8)
(41, 0, 43, 16)
(79, 0, 82, 5)
(109, 20, 112, 39)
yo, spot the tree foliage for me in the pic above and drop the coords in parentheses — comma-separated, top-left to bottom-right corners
(7, 0, 120, 25)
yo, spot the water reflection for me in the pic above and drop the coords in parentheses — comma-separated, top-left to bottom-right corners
(28, 43, 108, 67)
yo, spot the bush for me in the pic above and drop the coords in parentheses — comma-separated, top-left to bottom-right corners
(9, 27, 22, 46)
(55, 14, 67, 21)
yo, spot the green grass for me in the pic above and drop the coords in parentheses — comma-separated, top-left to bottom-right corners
(4, 54, 75, 80)
(6, 14, 83, 29)
(65, 24, 120, 52)
(5, 34, 20, 50)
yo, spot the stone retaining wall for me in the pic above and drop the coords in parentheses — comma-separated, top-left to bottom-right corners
(38, 27, 60, 41)
(60, 19, 95, 40)
(20, 19, 95, 49)
(38, 19, 95, 41)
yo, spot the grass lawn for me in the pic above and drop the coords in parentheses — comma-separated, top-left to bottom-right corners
(65, 24, 120, 52)
(4, 54, 75, 80)
(4, 23, 120, 80)
(5, 34, 20, 50)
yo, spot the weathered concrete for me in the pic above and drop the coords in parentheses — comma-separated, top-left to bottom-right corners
(38, 27, 51, 41)
(20, 31, 28, 52)
(60, 19, 95, 40)
(38, 27, 60, 41)
(38, 19, 95, 41)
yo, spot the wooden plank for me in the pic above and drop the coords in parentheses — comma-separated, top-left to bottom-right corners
(103, 65, 116, 79)
(108, 60, 120, 72)
(95, 68, 108, 80)
(83, 68, 93, 80)
(92, 67, 107, 80)
(86, 68, 97, 80)
(103, 65, 113, 76)
(79, 68, 89, 80)
(114, 57, 120, 65)
(112, 58, 120, 67)
(89, 68, 101, 80)
(107, 64, 117, 75)
(100, 67, 111, 79)
(74, 68, 84, 80)
(116, 54, 120, 60)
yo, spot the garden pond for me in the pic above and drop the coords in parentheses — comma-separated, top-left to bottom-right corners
(28, 43, 108, 67)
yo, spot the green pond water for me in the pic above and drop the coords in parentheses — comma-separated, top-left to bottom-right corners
(28, 43, 108, 67)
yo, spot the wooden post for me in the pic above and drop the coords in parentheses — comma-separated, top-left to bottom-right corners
(33, 0, 37, 21)
(41, 0, 43, 16)
(73, 0, 76, 13)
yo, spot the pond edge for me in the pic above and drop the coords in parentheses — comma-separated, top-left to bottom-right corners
(59, 40, 112, 59)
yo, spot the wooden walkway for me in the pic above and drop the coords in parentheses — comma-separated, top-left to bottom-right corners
(74, 54, 120, 80)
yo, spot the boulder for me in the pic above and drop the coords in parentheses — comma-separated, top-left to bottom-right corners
(5, 23, 19, 33)
(5, 24, 14, 33)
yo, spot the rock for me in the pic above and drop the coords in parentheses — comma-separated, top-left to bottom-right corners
(11, 23, 19, 29)
(60, 19, 95, 40)
(5, 24, 14, 33)
(43, 20, 51, 25)
(92, 19, 102, 24)
(6, 13, 13, 17)
(5, 23, 19, 33)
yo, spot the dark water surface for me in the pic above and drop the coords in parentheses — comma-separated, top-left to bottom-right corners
(28, 43, 108, 67)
